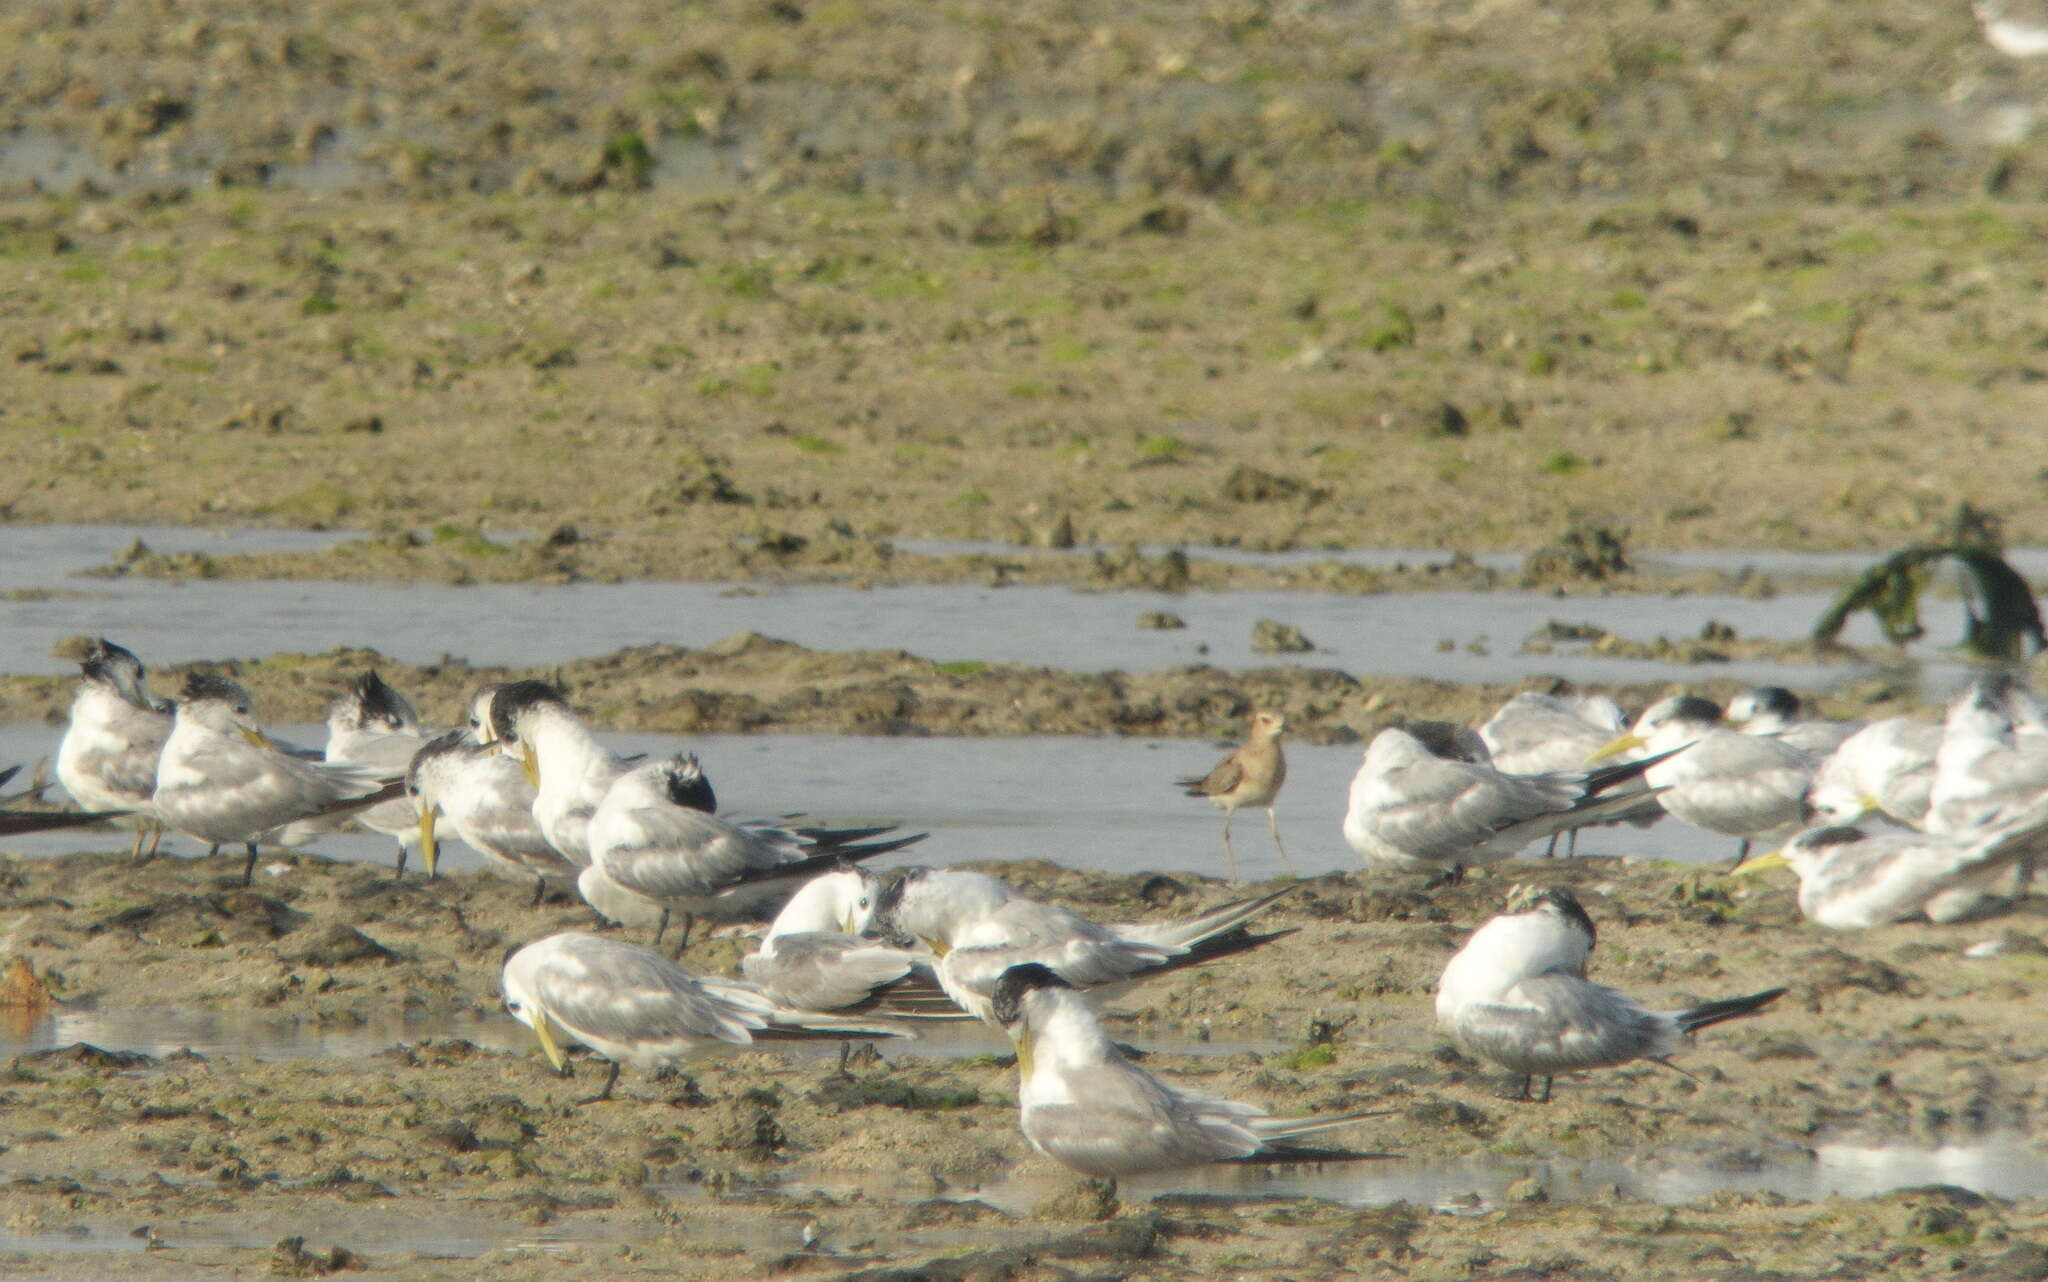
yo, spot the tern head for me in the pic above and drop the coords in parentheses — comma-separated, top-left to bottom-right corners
(774, 868, 878, 936)
(464, 683, 505, 745)
(484, 681, 571, 784)
(1503, 884, 1598, 949)
(499, 939, 568, 1073)
(1726, 686, 1800, 728)
(658, 754, 718, 814)
(991, 962, 1072, 1039)
(329, 672, 421, 736)
(1594, 694, 1719, 762)
(1733, 825, 1863, 880)
(483, 680, 569, 746)
(175, 672, 260, 737)
(78, 638, 155, 710)
(1402, 720, 1491, 765)
(407, 729, 475, 878)
(873, 867, 1010, 952)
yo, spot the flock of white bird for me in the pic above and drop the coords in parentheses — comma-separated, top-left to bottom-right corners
(11, 636, 2048, 1186)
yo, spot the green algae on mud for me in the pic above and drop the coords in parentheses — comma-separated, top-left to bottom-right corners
(5, 852, 2048, 1280)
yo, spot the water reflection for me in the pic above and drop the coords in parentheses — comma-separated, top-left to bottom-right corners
(0, 524, 1992, 687)
(0, 723, 1747, 875)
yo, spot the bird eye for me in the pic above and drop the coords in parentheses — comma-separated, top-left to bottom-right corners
(858, 897, 870, 910)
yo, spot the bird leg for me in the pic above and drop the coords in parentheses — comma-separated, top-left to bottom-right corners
(393, 842, 408, 878)
(127, 827, 146, 860)
(1727, 837, 1751, 871)
(1535, 1075, 1554, 1104)
(576, 1060, 621, 1105)
(240, 843, 260, 886)
(1513, 1074, 1533, 1101)
(1566, 829, 1580, 859)
(670, 914, 696, 960)
(1266, 806, 1297, 877)
(144, 825, 164, 860)
(653, 908, 670, 945)
(530, 877, 547, 909)
(1543, 833, 1559, 859)
(1219, 811, 1241, 883)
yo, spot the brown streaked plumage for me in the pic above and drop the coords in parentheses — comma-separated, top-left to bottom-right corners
(1177, 709, 1292, 880)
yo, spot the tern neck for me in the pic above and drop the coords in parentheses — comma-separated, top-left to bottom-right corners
(1031, 989, 1115, 1071)
(524, 708, 607, 777)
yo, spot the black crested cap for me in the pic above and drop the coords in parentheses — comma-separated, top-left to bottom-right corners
(487, 680, 568, 738)
(991, 962, 1072, 1026)
(84, 638, 143, 670)
(1401, 720, 1486, 763)
(179, 671, 250, 706)
(1800, 825, 1866, 851)
(1750, 686, 1801, 718)
(872, 866, 929, 920)
(347, 672, 415, 726)
(1532, 886, 1597, 948)
(500, 941, 527, 971)
(1666, 695, 1724, 726)
(661, 754, 718, 813)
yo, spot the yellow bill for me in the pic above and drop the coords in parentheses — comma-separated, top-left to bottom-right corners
(531, 1010, 567, 1073)
(1729, 849, 1791, 876)
(240, 726, 275, 750)
(1586, 732, 1646, 764)
(520, 742, 540, 788)
(418, 808, 440, 879)
(1013, 1032, 1033, 1078)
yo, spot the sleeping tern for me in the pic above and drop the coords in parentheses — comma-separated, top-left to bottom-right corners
(1435, 886, 1785, 1101)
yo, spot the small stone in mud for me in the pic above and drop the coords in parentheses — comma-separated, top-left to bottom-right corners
(1505, 1175, 1547, 1203)
(268, 1236, 364, 1277)
(1252, 619, 1313, 653)
(1138, 874, 1187, 906)
(1033, 1175, 1119, 1221)
(1136, 610, 1185, 630)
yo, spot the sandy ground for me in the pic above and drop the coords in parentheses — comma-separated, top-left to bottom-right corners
(4, 851, 2048, 1279)
(4, 2, 2048, 559)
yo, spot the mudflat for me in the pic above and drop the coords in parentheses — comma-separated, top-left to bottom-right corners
(5, 852, 2046, 1279)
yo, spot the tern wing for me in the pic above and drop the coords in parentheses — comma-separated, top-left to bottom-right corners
(0, 808, 132, 835)
(742, 933, 918, 1012)
(535, 935, 766, 1048)
(601, 805, 798, 899)
(1368, 757, 1575, 861)
(1453, 972, 1670, 1073)
(1025, 1062, 1260, 1173)
(977, 899, 1172, 985)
